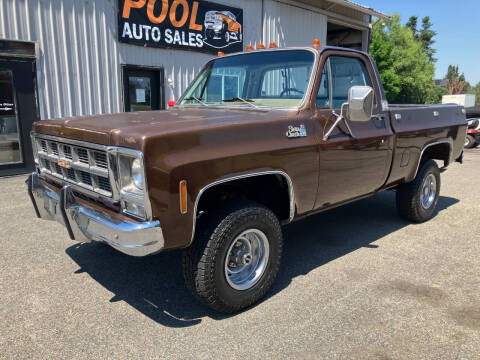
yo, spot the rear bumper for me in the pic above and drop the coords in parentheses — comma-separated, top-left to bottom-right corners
(26, 173, 164, 257)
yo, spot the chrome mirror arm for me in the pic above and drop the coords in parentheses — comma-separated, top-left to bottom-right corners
(343, 115, 355, 139)
(323, 102, 355, 141)
(323, 112, 343, 141)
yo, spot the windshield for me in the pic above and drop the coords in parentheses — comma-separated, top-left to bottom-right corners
(178, 50, 315, 108)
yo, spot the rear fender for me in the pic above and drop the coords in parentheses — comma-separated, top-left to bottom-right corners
(409, 138, 453, 181)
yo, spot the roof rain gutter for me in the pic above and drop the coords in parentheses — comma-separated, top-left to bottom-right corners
(325, 0, 391, 20)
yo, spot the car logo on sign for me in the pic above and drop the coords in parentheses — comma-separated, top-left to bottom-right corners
(58, 160, 70, 169)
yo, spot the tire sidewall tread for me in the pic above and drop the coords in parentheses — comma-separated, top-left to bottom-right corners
(396, 159, 441, 223)
(182, 201, 283, 313)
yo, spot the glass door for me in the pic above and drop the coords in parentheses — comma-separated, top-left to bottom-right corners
(0, 70, 23, 165)
(123, 66, 164, 112)
(0, 58, 37, 176)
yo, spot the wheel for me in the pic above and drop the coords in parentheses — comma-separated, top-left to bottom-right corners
(396, 159, 440, 223)
(182, 201, 283, 313)
(205, 29, 214, 40)
(464, 134, 476, 149)
(467, 119, 479, 129)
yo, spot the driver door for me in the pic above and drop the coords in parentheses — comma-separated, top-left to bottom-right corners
(313, 52, 394, 209)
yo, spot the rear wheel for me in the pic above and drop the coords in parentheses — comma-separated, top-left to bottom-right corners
(182, 201, 283, 313)
(396, 159, 440, 223)
(464, 134, 476, 149)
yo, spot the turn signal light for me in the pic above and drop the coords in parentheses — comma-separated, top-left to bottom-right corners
(179, 180, 188, 214)
(217, 51, 224, 56)
(312, 38, 321, 48)
(246, 44, 254, 51)
(269, 42, 277, 48)
(257, 43, 265, 49)
(167, 100, 176, 107)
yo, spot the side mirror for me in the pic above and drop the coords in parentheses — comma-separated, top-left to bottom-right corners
(323, 85, 375, 141)
(347, 86, 374, 122)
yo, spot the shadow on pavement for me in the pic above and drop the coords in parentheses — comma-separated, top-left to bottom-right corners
(66, 191, 459, 328)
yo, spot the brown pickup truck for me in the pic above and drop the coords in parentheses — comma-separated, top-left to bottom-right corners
(27, 46, 466, 313)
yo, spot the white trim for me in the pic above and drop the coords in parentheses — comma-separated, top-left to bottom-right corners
(273, 0, 372, 30)
(324, 0, 390, 20)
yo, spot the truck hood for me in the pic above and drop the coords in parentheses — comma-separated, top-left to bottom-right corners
(33, 107, 296, 150)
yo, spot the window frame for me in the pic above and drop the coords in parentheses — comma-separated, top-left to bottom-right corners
(177, 49, 319, 110)
(314, 52, 380, 113)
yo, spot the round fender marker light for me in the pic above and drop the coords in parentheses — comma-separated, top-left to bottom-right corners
(312, 38, 321, 48)
(257, 43, 265, 49)
(269, 42, 277, 48)
(218, 51, 224, 56)
(246, 44, 254, 51)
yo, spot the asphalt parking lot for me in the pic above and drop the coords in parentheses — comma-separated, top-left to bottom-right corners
(1, 149, 479, 359)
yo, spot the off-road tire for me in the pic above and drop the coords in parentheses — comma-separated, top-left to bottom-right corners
(182, 201, 283, 313)
(396, 159, 440, 223)
(464, 135, 476, 149)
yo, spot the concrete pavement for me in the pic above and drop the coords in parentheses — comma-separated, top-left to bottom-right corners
(1, 149, 479, 359)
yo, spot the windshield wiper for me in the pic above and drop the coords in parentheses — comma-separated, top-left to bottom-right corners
(222, 97, 258, 108)
(183, 96, 208, 106)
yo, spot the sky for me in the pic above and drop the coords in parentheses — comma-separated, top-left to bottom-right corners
(356, 0, 480, 85)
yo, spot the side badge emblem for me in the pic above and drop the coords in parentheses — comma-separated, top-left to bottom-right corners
(286, 125, 307, 138)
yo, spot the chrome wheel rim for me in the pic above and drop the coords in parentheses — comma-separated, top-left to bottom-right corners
(421, 173, 437, 209)
(224, 229, 269, 291)
(465, 137, 470, 147)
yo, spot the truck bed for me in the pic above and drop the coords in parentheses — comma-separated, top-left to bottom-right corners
(384, 103, 466, 187)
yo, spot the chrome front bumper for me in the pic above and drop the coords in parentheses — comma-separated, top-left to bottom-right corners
(26, 173, 164, 257)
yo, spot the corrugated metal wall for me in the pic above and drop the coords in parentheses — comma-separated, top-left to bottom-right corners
(263, 0, 327, 48)
(0, 0, 262, 120)
(0, 0, 357, 121)
(1, 0, 121, 119)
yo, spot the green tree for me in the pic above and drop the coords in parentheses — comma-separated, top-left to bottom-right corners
(446, 65, 465, 83)
(465, 82, 480, 106)
(406, 16, 418, 38)
(370, 13, 436, 104)
(425, 85, 447, 104)
(419, 16, 437, 62)
(445, 65, 470, 94)
(405, 16, 437, 62)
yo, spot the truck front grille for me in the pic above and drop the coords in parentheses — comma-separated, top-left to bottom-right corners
(34, 135, 113, 198)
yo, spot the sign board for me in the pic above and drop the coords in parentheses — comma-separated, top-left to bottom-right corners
(118, 0, 243, 54)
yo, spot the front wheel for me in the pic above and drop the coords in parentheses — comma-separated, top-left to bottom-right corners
(464, 134, 476, 149)
(396, 159, 440, 223)
(182, 202, 283, 313)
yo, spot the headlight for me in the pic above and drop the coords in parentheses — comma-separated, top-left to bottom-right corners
(116, 150, 148, 220)
(118, 155, 144, 196)
(131, 158, 144, 190)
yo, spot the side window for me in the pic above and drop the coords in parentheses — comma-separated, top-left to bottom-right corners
(316, 61, 330, 108)
(330, 56, 372, 109)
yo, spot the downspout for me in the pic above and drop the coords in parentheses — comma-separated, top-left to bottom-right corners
(261, 0, 265, 44)
(367, 15, 372, 53)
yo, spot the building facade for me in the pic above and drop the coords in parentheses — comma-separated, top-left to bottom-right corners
(0, 0, 387, 175)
